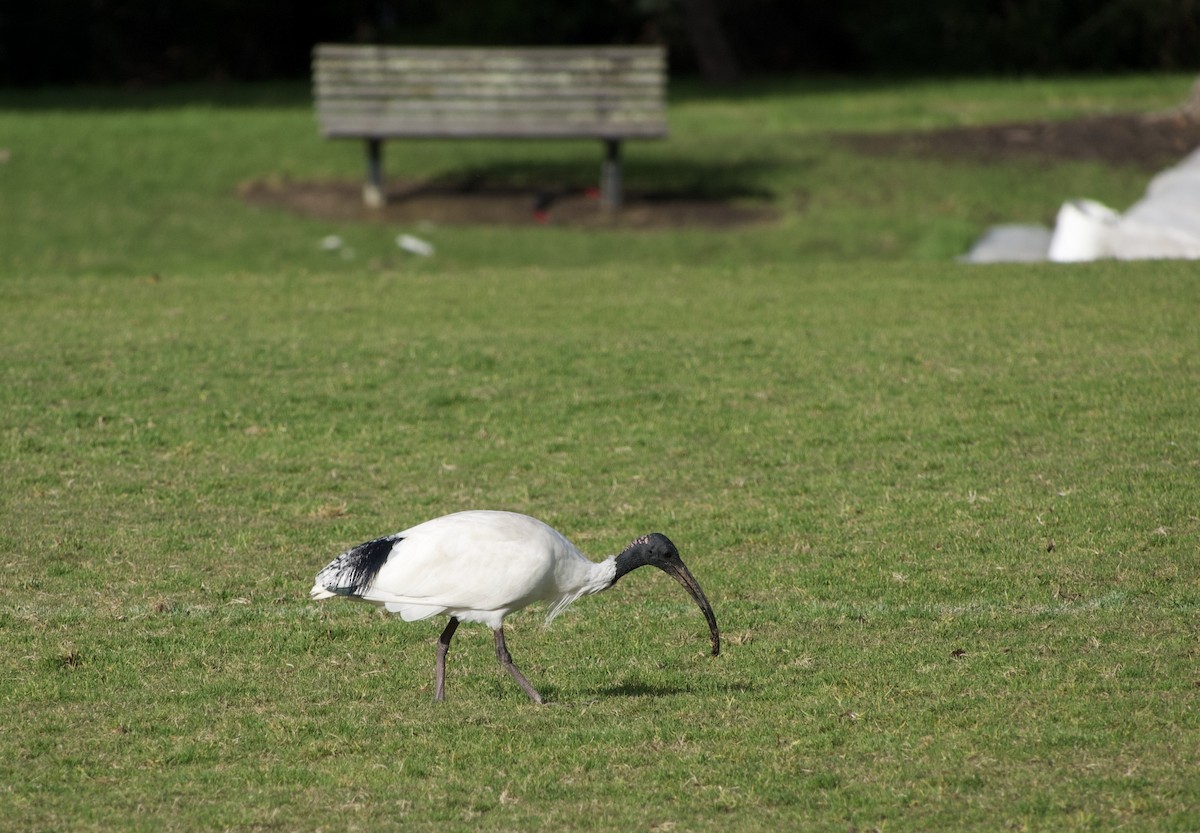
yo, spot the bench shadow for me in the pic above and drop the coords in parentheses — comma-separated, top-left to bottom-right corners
(404, 157, 781, 203)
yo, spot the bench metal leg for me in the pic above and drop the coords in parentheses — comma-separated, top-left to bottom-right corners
(364, 138, 385, 207)
(601, 139, 622, 211)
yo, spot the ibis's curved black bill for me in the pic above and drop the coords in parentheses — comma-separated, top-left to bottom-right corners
(662, 559, 720, 656)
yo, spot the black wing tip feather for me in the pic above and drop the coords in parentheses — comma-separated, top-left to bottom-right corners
(333, 534, 401, 595)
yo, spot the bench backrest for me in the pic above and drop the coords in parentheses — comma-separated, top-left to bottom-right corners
(312, 44, 668, 141)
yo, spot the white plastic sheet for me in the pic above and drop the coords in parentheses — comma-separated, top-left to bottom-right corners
(964, 144, 1200, 262)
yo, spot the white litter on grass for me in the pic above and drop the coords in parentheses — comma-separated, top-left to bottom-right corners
(1047, 199, 1119, 262)
(397, 234, 435, 257)
(319, 234, 355, 259)
(957, 224, 1053, 263)
(964, 145, 1200, 262)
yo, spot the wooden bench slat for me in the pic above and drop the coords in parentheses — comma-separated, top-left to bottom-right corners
(314, 44, 663, 60)
(316, 97, 664, 112)
(317, 92, 662, 104)
(315, 75, 665, 89)
(319, 120, 667, 134)
(314, 72, 665, 89)
(315, 65, 664, 80)
(314, 53, 665, 67)
(321, 122, 667, 140)
(315, 85, 664, 100)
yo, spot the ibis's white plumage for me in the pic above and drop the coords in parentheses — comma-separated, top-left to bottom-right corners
(310, 510, 617, 630)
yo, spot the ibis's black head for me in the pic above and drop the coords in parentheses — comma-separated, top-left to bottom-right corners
(613, 532, 721, 657)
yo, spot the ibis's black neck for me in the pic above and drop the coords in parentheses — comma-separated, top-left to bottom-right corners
(612, 533, 678, 585)
(611, 545, 650, 586)
(610, 533, 679, 587)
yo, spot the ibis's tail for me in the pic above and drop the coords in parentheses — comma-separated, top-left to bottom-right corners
(310, 534, 401, 599)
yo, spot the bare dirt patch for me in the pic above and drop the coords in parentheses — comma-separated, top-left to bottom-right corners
(239, 176, 779, 229)
(838, 111, 1200, 170)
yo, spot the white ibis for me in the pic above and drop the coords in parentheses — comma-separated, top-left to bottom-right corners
(310, 510, 720, 704)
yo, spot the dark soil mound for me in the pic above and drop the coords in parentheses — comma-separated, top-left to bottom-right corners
(838, 111, 1200, 170)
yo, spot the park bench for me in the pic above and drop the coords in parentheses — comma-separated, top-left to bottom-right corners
(311, 44, 668, 210)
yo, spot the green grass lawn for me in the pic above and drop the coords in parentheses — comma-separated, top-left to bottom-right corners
(2, 75, 1199, 832)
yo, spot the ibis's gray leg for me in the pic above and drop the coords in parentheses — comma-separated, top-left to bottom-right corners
(434, 617, 459, 702)
(493, 627, 544, 704)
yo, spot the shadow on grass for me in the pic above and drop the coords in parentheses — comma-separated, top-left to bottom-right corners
(594, 678, 755, 698)
(407, 157, 779, 202)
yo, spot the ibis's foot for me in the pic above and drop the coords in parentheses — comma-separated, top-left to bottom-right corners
(434, 617, 460, 702)
(493, 627, 545, 705)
